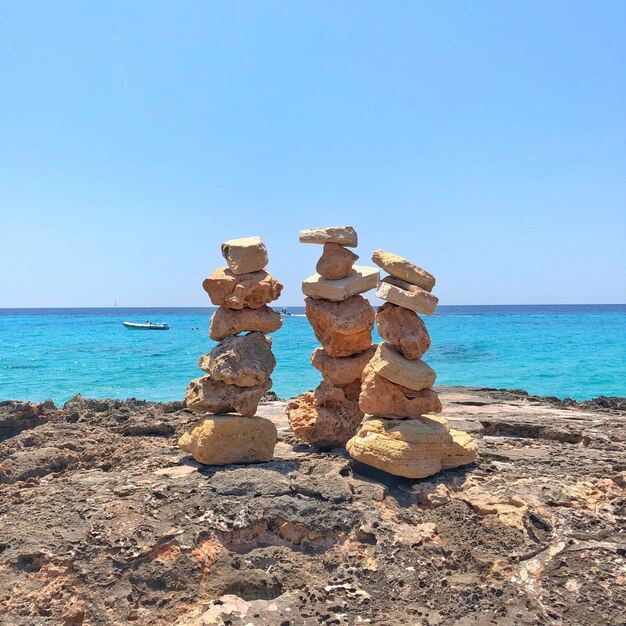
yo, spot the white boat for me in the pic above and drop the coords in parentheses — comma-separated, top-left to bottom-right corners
(123, 321, 169, 331)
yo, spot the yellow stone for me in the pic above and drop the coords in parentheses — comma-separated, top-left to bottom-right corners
(370, 342, 436, 391)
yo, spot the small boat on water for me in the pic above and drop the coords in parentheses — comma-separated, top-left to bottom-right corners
(123, 321, 169, 331)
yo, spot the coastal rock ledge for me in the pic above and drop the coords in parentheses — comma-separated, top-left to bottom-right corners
(1, 388, 625, 625)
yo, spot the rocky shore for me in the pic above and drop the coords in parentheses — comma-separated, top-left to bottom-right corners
(1, 388, 625, 625)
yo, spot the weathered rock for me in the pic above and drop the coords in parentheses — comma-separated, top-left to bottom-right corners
(209, 305, 282, 341)
(185, 375, 271, 417)
(286, 382, 364, 447)
(376, 302, 431, 359)
(370, 342, 436, 391)
(302, 266, 379, 301)
(202, 267, 283, 310)
(198, 332, 275, 387)
(371, 249, 436, 291)
(311, 345, 376, 386)
(359, 362, 442, 418)
(299, 225, 358, 247)
(346, 415, 477, 478)
(221, 236, 269, 275)
(376, 281, 439, 316)
(381, 275, 425, 294)
(305, 295, 375, 357)
(316, 243, 359, 280)
(178, 415, 277, 464)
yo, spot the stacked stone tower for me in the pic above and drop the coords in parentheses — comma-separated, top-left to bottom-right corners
(178, 237, 282, 465)
(286, 226, 379, 447)
(346, 250, 477, 478)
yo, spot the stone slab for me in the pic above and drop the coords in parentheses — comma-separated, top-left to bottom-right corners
(376, 281, 438, 316)
(371, 249, 435, 291)
(302, 266, 379, 301)
(299, 226, 358, 247)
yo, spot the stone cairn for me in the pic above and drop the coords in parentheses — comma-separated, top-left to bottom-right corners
(346, 250, 478, 478)
(178, 237, 283, 465)
(286, 226, 380, 447)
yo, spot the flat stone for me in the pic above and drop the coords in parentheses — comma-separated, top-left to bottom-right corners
(371, 249, 435, 291)
(311, 345, 376, 386)
(346, 416, 477, 479)
(376, 281, 438, 316)
(305, 295, 375, 357)
(359, 362, 442, 418)
(299, 226, 358, 247)
(199, 332, 275, 387)
(203, 267, 283, 309)
(209, 305, 283, 341)
(185, 375, 271, 417)
(316, 243, 359, 280)
(302, 266, 379, 301)
(376, 302, 431, 359)
(370, 343, 436, 391)
(221, 236, 269, 275)
(178, 415, 277, 465)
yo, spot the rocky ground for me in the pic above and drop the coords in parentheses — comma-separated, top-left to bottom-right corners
(0, 388, 624, 626)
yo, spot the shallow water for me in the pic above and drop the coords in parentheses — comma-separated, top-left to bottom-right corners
(1, 305, 625, 404)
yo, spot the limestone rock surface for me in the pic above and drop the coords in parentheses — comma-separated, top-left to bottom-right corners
(346, 416, 477, 478)
(221, 236, 268, 275)
(359, 362, 442, 418)
(316, 243, 359, 280)
(302, 266, 379, 301)
(376, 302, 431, 360)
(370, 343, 436, 391)
(178, 415, 277, 465)
(311, 345, 376, 386)
(376, 281, 439, 316)
(199, 332, 275, 387)
(202, 268, 283, 310)
(185, 375, 271, 417)
(305, 295, 375, 357)
(209, 305, 282, 341)
(371, 249, 436, 291)
(299, 225, 358, 247)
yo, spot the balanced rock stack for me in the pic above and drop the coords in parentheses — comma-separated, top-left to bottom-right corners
(178, 237, 282, 465)
(286, 226, 379, 447)
(346, 250, 478, 478)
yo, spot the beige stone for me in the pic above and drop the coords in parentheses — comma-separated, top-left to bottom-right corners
(381, 275, 423, 294)
(376, 302, 431, 360)
(202, 268, 283, 310)
(371, 249, 435, 291)
(221, 236, 269, 275)
(286, 381, 364, 447)
(199, 332, 275, 387)
(209, 305, 282, 341)
(179, 415, 277, 465)
(185, 375, 271, 417)
(302, 266, 379, 301)
(358, 362, 442, 418)
(299, 226, 358, 247)
(376, 281, 438, 316)
(346, 416, 477, 479)
(305, 295, 375, 357)
(310, 345, 376, 386)
(370, 343, 436, 391)
(316, 243, 359, 280)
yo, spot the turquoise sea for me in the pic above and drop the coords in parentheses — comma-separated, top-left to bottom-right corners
(1, 305, 625, 404)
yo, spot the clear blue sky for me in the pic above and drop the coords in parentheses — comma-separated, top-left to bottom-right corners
(1, 1, 624, 307)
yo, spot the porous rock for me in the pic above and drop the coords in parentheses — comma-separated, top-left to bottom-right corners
(316, 243, 359, 280)
(178, 415, 277, 465)
(370, 343, 436, 391)
(198, 332, 275, 387)
(376, 302, 431, 360)
(202, 267, 283, 309)
(185, 375, 271, 417)
(209, 305, 282, 341)
(371, 249, 435, 291)
(311, 345, 376, 386)
(346, 415, 477, 479)
(305, 295, 375, 357)
(302, 266, 379, 302)
(299, 225, 358, 247)
(221, 236, 269, 275)
(376, 281, 438, 316)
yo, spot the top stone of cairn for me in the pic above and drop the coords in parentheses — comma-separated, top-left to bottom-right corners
(299, 226, 358, 247)
(371, 249, 435, 292)
(221, 236, 269, 275)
